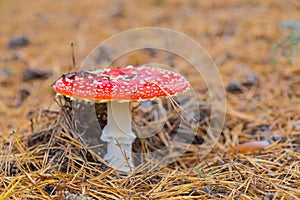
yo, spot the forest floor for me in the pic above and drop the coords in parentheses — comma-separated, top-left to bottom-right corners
(0, 0, 300, 199)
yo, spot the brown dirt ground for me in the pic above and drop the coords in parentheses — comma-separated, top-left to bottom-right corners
(0, 0, 300, 199)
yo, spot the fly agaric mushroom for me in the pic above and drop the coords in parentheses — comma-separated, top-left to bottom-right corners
(53, 65, 190, 173)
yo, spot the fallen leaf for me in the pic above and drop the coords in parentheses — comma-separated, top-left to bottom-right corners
(227, 140, 270, 155)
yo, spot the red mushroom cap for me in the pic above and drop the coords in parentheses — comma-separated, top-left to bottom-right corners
(53, 65, 190, 102)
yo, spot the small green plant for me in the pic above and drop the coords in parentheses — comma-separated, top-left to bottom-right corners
(271, 21, 300, 65)
(193, 167, 216, 194)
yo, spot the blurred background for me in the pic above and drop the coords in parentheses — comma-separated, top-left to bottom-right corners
(0, 0, 300, 134)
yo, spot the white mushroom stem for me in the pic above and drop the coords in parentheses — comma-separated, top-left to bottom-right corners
(101, 101, 136, 173)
